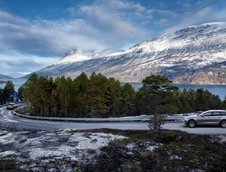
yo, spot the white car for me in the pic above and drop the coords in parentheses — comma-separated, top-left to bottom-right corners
(6, 102, 17, 110)
(184, 110, 226, 128)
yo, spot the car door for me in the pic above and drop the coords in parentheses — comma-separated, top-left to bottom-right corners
(205, 112, 220, 125)
(196, 112, 213, 125)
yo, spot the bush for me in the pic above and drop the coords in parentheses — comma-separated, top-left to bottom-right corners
(149, 114, 165, 131)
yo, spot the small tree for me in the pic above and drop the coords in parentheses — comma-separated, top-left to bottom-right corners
(17, 85, 24, 101)
(3, 81, 15, 103)
(137, 75, 178, 132)
(149, 114, 165, 131)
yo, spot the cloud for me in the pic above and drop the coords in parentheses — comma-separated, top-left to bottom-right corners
(156, 18, 169, 25)
(0, 0, 152, 57)
(184, 6, 226, 25)
(0, 51, 58, 77)
(67, 0, 152, 46)
(153, 9, 178, 18)
(0, 13, 105, 56)
(163, 4, 226, 34)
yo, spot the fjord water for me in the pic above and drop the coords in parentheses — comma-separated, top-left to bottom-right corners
(131, 83, 226, 100)
(12, 78, 27, 91)
(0, 78, 26, 91)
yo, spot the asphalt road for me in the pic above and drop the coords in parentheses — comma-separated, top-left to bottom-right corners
(0, 106, 226, 134)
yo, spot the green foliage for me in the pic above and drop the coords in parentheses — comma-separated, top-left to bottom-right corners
(22, 73, 225, 118)
(121, 83, 136, 116)
(137, 75, 224, 131)
(177, 88, 222, 112)
(17, 85, 24, 101)
(137, 75, 179, 115)
(73, 167, 82, 172)
(137, 75, 223, 116)
(138, 75, 177, 131)
(0, 81, 15, 104)
(149, 114, 165, 131)
(22, 73, 136, 117)
(142, 75, 172, 86)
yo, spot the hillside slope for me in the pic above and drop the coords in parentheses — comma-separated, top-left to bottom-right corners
(0, 74, 13, 80)
(35, 22, 226, 84)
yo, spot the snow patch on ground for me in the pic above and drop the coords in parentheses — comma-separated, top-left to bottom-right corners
(126, 143, 135, 150)
(0, 132, 15, 144)
(72, 133, 126, 150)
(170, 155, 183, 160)
(0, 129, 126, 170)
(217, 135, 226, 143)
(29, 148, 63, 160)
(0, 150, 16, 158)
(146, 145, 159, 152)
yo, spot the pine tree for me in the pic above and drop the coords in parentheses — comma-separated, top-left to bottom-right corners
(121, 83, 136, 115)
(23, 73, 40, 115)
(3, 81, 15, 103)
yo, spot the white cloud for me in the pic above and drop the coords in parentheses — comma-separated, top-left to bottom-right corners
(153, 9, 178, 18)
(157, 18, 168, 25)
(0, 0, 152, 57)
(163, 5, 226, 34)
(0, 14, 106, 55)
(68, 0, 152, 44)
(0, 51, 58, 77)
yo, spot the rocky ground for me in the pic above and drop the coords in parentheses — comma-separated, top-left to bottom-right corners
(0, 128, 125, 171)
(0, 128, 226, 172)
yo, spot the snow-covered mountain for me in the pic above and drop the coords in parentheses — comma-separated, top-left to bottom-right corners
(34, 22, 226, 84)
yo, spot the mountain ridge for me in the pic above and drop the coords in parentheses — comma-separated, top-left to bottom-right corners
(0, 74, 13, 80)
(31, 22, 226, 84)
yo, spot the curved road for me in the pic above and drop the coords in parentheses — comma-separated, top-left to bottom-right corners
(0, 106, 226, 134)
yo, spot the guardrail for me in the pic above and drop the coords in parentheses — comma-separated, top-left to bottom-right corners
(13, 111, 185, 123)
(13, 112, 151, 123)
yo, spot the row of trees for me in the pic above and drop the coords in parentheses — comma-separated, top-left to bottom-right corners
(21, 73, 136, 117)
(137, 75, 223, 115)
(21, 73, 225, 117)
(0, 81, 15, 104)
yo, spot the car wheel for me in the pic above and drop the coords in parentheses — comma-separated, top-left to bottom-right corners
(188, 120, 196, 128)
(220, 120, 226, 128)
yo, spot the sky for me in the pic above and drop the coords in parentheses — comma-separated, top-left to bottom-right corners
(0, 0, 226, 78)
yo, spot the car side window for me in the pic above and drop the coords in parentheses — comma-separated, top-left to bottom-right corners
(220, 112, 226, 116)
(213, 112, 220, 116)
(203, 111, 226, 116)
(203, 112, 212, 116)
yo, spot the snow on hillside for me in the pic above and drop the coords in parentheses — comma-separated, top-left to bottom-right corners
(56, 49, 125, 65)
(34, 22, 226, 84)
(56, 49, 91, 64)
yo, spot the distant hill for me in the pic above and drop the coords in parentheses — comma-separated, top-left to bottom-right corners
(31, 22, 226, 84)
(0, 74, 13, 80)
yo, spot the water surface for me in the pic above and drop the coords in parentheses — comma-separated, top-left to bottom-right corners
(131, 83, 226, 100)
